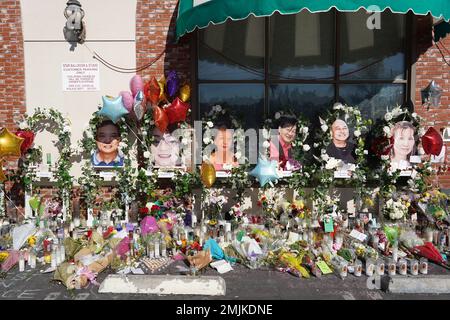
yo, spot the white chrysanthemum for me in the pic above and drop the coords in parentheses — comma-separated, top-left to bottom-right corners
(313, 143, 319, 148)
(354, 130, 361, 137)
(301, 127, 309, 134)
(203, 137, 211, 144)
(18, 122, 28, 130)
(143, 151, 150, 159)
(381, 155, 389, 161)
(303, 144, 311, 151)
(262, 141, 270, 149)
(262, 129, 270, 139)
(321, 153, 330, 161)
(63, 125, 71, 133)
(181, 138, 188, 145)
(119, 142, 127, 148)
(321, 124, 328, 132)
(274, 112, 281, 120)
(207, 121, 213, 128)
(384, 113, 393, 121)
(383, 126, 392, 137)
(418, 127, 426, 137)
(235, 151, 242, 159)
(412, 112, 418, 119)
(325, 158, 340, 170)
(363, 150, 368, 155)
(333, 103, 344, 110)
(141, 130, 147, 136)
(214, 105, 222, 112)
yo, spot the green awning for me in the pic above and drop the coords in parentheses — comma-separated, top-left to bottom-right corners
(176, 0, 450, 40)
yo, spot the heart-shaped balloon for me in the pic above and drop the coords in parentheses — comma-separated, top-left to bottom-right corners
(119, 91, 134, 112)
(165, 98, 190, 124)
(201, 162, 216, 188)
(130, 75, 144, 98)
(153, 106, 169, 133)
(166, 71, 180, 98)
(144, 77, 160, 106)
(29, 196, 40, 211)
(422, 127, 443, 156)
(179, 84, 191, 102)
(15, 130, 35, 155)
(133, 91, 146, 121)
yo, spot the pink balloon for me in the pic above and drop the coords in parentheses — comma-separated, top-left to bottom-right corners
(140, 216, 160, 236)
(115, 237, 131, 259)
(130, 75, 144, 97)
(119, 91, 134, 111)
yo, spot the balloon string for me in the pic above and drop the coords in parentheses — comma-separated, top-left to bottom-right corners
(1, 188, 25, 218)
(123, 122, 144, 144)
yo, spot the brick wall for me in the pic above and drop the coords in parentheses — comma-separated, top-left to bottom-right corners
(136, 0, 192, 83)
(414, 16, 450, 188)
(0, 0, 25, 170)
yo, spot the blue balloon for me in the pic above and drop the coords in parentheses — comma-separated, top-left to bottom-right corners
(249, 158, 280, 187)
(98, 96, 129, 123)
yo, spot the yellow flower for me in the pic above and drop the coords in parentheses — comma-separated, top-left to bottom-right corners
(0, 251, 9, 263)
(364, 197, 374, 207)
(28, 236, 37, 247)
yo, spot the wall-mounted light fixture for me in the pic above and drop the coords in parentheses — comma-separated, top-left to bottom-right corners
(421, 80, 443, 109)
(63, 0, 86, 44)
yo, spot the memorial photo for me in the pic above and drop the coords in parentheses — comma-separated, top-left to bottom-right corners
(326, 119, 356, 164)
(91, 120, 124, 168)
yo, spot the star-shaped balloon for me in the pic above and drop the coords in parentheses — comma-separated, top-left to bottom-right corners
(98, 95, 129, 123)
(0, 128, 24, 158)
(249, 158, 280, 187)
(165, 97, 189, 124)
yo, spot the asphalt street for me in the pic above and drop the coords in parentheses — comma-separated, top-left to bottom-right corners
(1, 259, 450, 300)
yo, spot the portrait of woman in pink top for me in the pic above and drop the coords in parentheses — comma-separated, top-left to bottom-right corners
(269, 114, 300, 170)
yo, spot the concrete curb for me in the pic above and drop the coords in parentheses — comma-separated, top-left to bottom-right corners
(383, 275, 450, 294)
(99, 274, 226, 296)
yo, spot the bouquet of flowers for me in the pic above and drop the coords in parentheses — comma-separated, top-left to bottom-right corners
(203, 190, 227, 223)
(384, 198, 410, 220)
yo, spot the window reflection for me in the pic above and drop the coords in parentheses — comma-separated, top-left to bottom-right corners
(340, 10, 405, 80)
(340, 84, 405, 120)
(198, 16, 265, 80)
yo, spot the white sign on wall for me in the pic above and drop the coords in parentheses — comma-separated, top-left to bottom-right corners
(62, 62, 100, 91)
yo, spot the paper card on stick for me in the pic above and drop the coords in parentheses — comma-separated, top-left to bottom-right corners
(349, 229, 367, 242)
(316, 261, 333, 274)
(324, 217, 334, 233)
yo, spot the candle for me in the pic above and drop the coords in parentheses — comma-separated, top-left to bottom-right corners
(376, 260, 385, 276)
(419, 258, 428, 275)
(354, 260, 362, 277)
(398, 259, 407, 275)
(19, 252, 25, 272)
(46, 153, 52, 166)
(365, 259, 375, 276)
(409, 259, 419, 276)
(388, 259, 396, 276)
(154, 238, 160, 258)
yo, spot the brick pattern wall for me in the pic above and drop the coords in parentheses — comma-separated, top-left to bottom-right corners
(136, 0, 192, 83)
(414, 16, 450, 188)
(0, 0, 25, 170)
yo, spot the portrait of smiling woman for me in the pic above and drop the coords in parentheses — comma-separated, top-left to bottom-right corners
(390, 121, 416, 171)
(151, 128, 181, 168)
(91, 120, 124, 168)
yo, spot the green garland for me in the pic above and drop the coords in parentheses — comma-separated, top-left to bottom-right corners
(78, 110, 133, 213)
(312, 103, 371, 215)
(15, 107, 73, 220)
(202, 105, 250, 204)
(262, 109, 311, 197)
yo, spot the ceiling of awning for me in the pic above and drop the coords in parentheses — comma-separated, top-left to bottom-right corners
(176, 0, 450, 40)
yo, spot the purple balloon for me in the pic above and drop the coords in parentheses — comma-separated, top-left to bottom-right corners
(119, 91, 134, 112)
(166, 70, 179, 98)
(140, 216, 159, 236)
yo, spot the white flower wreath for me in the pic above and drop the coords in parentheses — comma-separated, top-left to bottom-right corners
(16, 107, 74, 220)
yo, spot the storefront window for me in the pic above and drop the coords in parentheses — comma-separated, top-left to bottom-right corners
(197, 10, 408, 128)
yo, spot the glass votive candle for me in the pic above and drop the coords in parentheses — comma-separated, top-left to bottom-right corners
(339, 262, 348, 279)
(409, 259, 419, 276)
(365, 259, 375, 277)
(375, 259, 385, 276)
(387, 259, 396, 276)
(354, 260, 362, 277)
(398, 259, 407, 275)
(419, 258, 428, 275)
(372, 235, 379, 250)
